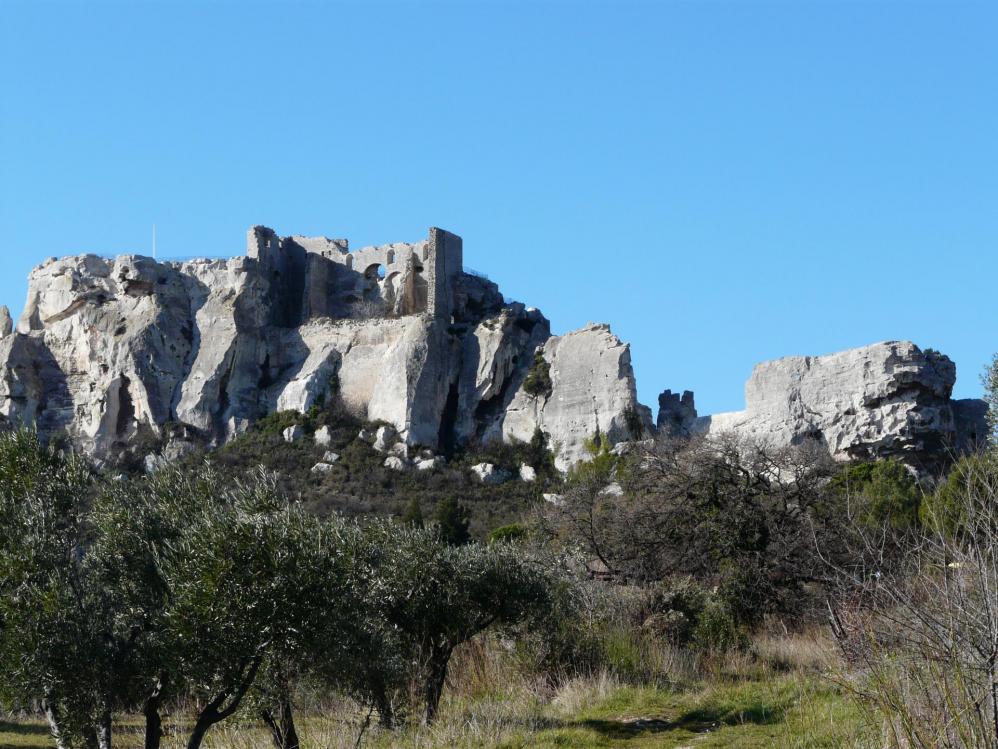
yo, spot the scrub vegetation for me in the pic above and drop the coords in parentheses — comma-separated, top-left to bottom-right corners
(4, 377, 998, 749)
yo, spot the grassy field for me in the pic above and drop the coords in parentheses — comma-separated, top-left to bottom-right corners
(0, 633, 874, 749)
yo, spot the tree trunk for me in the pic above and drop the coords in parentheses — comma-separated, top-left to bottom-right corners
(375, 691, 395, 731)
(186, 655, 263, 749)
(83, 725, 99, 749)
(144, 692, 163, 749)
(261, 696, 299, 749)
(185, 714, 214, 749)
(423, 646, 452, 725)
(370, 679, 394, 730)
(43, 701, 69, 749)
(96, 712, 112, 749)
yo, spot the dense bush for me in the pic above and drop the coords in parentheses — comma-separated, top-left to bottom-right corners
(544, 434, 856, 626)
(829, 458, 922, 530)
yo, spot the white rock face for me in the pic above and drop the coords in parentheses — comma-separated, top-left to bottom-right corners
(500, 323, 651, 471)
(700, 341, 988, 469)
(454, 306, 550, 444)
(0, 226, 656, 470)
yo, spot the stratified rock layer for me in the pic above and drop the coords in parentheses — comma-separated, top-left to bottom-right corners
(0, 227, 642, 470)
(700, 341, 988, 470)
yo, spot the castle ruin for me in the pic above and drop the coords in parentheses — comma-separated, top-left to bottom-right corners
(246, 225, 464, 326)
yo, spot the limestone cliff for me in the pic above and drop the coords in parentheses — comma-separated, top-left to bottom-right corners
(0, 226, 644, 469)
(1, 227, 986, 474)
(692, 341, 988, 471)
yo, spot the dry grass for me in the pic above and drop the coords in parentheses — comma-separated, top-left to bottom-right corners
(1, 629, 873, 749)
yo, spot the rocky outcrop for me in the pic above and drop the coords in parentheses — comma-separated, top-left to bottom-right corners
(657, 389, 697, 438)
(3, 227, 983, 475)
(699, 341, 988, 471)
(0, 226, 645, 469)
(499, 323, 651, 471)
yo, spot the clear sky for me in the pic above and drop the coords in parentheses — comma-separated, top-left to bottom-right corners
(1, 0, 995, 415)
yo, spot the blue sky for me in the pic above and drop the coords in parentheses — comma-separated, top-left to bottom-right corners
(1, 0, 995, 414)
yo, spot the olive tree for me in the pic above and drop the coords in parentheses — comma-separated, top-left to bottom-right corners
(368, 523, 552, 724)
(150, 467, 335, 749)
(0, 431, 121, 749)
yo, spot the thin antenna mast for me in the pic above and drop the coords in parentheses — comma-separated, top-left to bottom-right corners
(152, 224, 157, 260)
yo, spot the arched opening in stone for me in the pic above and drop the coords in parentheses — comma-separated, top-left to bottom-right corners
(386, 249, 396, 266)
(362, 264, 386, 304)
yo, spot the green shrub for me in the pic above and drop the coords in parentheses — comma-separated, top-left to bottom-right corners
(921, 450, 998, 537)
(434, 497, 471, 546)
(643, 577, 708, 645)
(488, 523, 527, 544)
(693, 598, 745, 652)
(523, 352, 552, 399)
(830, 459, 922, 530)
(401, 497, 424, 528)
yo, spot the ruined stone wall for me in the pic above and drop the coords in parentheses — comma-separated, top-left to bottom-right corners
(244, 226, 464, 322)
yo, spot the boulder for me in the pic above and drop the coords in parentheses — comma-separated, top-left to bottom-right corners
(471, 462, 512, 485)
(283, 425, 305, 443)
(384, 455, 411, 471)
(389, 442, 411, 459)
(322, 451, 340, 464)
(519, 464, 537, 482)
(415, 456, 444, 471)
(311, 462, 336, 475)
(314, 426, 333, 447)
(373, 425, 397, 453)
(144, 453, 168, 474)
